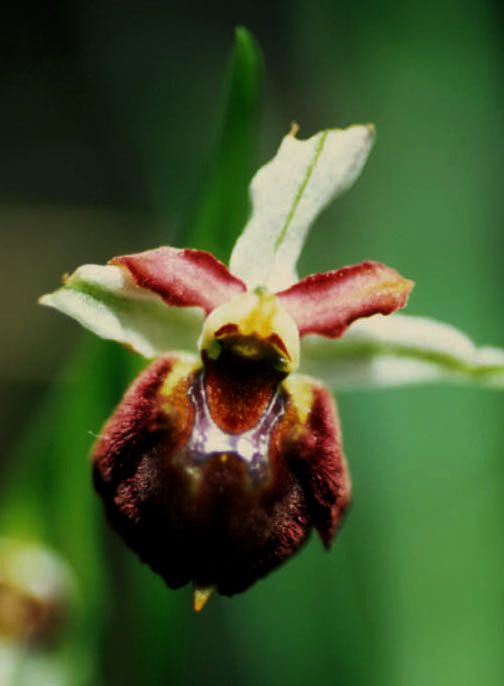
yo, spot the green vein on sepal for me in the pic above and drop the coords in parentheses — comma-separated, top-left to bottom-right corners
(274, 130, 328, 252)
(41, 279, 202, 358)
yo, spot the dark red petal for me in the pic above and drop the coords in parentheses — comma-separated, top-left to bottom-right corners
(276, 261, 414, 337)
(111, 247, 246, 315)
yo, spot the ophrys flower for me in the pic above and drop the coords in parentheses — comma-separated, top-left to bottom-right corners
(40, 124, 417, 609)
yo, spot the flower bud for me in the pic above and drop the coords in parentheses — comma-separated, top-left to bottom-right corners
(0, 539, 76, 645)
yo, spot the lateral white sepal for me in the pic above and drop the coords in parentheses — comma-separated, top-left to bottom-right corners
(299, 314, 504, 389)
(40, 264, 203, 358)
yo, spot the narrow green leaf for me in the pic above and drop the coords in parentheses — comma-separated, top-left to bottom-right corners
(185, 27, 263, 262)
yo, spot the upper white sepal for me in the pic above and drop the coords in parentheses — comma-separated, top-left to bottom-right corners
(229, 124, 375, 292)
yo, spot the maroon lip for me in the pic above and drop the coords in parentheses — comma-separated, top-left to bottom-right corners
(92, 353, 351, 600)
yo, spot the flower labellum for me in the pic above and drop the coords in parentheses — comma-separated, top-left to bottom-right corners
(41, 124, 415, 609)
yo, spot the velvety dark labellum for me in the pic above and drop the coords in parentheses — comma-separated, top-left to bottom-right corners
(92, 351, 351, 597)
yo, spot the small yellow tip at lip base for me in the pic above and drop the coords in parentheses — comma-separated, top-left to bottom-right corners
(193, 585, 215, 612)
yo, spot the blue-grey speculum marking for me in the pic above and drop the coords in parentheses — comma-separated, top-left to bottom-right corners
(180, 371, 285, 487)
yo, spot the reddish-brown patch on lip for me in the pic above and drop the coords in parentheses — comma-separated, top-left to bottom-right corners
(215, 323, 239, 338)
(203, 350, 287, 434)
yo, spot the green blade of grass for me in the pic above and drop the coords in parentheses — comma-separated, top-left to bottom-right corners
(184, 27, 263, 262)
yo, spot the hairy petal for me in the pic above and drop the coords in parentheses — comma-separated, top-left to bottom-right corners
(229, 125, 375, 291)
(283, 375, 351, 548)
(111, 247, 246, 314)
(299, 313, 504, 389)
(276, 261, 413, 337)
(39, 264, 203, 357)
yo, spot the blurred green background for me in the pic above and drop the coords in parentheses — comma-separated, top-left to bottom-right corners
(1, 1, 504, 685)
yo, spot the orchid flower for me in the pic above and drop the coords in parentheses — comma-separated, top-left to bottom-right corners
(40, 124, 504, 611)
(0, 538, 76, 686)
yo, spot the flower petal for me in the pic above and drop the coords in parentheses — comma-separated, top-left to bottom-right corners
(39, 264, 204, 358)
(283, 375, 351, 548)
(111, 247, 246, 314)
(276, 261, 413, 337)
(299, 314, 504, 389)
(229, 124, 375, 291)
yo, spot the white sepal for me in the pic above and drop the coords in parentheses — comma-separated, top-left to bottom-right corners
(299, 314, 504, 390)
(40, 264, 203, 358)
(229, 124, 375, 292)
